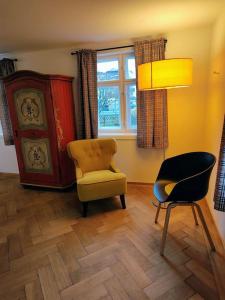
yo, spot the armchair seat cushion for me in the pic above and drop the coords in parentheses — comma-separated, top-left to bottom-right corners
(78, 170, 125, 185)
(77, 170, 126, 202)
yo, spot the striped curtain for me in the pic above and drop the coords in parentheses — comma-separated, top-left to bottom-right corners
(214, 116, 225, 211)
(0, 58, 15, 145)
(75, 50, 98, 139)
(134, 39, 168, 149)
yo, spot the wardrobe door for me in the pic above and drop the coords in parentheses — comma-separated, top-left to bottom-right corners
(6, 78, 60, 186)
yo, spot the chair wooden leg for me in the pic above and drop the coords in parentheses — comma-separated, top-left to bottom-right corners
(191, 205, 199, 225)
(155, 202, 161, 224)
(160, 203, 175, 256)
(194, 203, 216, 251)
(120, 195, 126, 209)
(82, 202, 88, 217)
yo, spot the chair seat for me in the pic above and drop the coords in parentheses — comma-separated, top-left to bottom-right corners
(78, 170, 126, 185)
(153, 180, 177, 203)
(77, 170, 126, 202)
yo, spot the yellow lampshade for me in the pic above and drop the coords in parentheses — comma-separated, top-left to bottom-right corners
(138, 58, 193, 91)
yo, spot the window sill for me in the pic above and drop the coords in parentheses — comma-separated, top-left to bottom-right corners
(98, 133, 136, 140)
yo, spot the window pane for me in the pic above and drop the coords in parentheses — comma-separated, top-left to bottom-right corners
(126, 84, 137, 129)
(98, 86, 121, 129)
(97, 59, 119, 82)
(125, 56, 136, 79)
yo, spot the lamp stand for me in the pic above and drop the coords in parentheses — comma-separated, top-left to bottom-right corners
(138, 58, 192, 212)
(151, 99, 167, 210)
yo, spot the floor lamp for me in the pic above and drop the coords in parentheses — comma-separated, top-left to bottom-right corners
(137, 58, 193, 207)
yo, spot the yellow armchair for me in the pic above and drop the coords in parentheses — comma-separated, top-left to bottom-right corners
(67, 138, 127, 217)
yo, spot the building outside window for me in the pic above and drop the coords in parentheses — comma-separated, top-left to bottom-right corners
(97, 49, 137, 135)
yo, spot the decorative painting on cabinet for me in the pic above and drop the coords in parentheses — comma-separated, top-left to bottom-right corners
(3, 70, 76, 188)
(15, 88, 47, 130)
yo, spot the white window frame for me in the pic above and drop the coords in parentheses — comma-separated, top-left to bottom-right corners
(97, 48, 137, 137)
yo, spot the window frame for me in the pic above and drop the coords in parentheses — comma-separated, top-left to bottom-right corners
(97, 48, 137, 136)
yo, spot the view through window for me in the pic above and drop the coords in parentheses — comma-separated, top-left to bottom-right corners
(97, 50, 137, 134)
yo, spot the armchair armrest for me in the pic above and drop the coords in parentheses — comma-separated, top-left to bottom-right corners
(75, 161, 83, 180)
(109, 162, 121, 173)
(67, 143, 83, 180)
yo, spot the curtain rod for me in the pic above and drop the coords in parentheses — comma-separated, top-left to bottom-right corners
(71, 39, 167, 55)
(71, 44, 133, 55)
(1, 58, 18, 61)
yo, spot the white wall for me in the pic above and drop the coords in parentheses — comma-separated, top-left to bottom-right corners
(0, 137, 18, 173)
(0, 25, 212, 183)
(204, 12, 225, 248)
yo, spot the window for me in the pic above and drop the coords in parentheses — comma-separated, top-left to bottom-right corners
(97, 50, 137, 135)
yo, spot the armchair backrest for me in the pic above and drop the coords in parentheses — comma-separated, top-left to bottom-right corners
(67, 138, 117, 173)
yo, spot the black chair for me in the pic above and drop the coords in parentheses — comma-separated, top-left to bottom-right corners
(153, 152, 216, 256)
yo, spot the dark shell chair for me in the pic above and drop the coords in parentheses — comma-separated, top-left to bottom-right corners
(153, 152, 216, 255)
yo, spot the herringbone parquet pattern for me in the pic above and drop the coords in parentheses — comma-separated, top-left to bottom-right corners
(0, 173, 224, 300)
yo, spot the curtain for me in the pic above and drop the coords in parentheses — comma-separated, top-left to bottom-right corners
(134, 39, 168, 149)
(0, 58, 15, 145)
(75, 50, 98, 139)
(214, 116, 225, 212)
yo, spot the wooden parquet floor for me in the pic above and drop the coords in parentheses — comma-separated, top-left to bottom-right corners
(0, 173, 225, 300)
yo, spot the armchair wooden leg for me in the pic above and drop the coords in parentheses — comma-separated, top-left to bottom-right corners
(191, 206, 199, 225)
(160, 203, 175, 256)
(155, 202, 161, 224)
(82, 202, 88, 218)
(194, 203, 216, 251)
(120, 195, 126, 209)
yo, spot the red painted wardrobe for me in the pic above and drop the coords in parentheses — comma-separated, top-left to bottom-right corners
(3, 70, 76, 188)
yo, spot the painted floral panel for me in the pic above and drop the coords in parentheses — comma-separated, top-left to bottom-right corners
(14, 88, 47, 130)
(21, 138, 52, 174)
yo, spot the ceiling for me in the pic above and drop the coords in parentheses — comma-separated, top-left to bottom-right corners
(0, 0, 224, 53)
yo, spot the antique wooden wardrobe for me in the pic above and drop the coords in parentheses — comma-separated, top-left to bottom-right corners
(3, 70, 76, 188)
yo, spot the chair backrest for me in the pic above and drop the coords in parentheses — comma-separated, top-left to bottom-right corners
(67, 138, 117, 173)
(167, 152, 215, 179)
(167, 152, 216, 202)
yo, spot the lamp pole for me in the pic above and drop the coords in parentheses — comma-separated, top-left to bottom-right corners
(137, 58, 193, 209)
